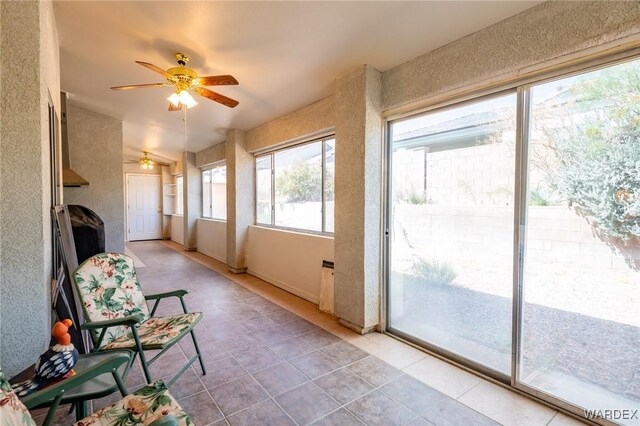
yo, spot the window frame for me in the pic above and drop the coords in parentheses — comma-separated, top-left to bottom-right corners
(254, 134, 336, 235)
(201, 160, 227, 221)
(174, 174, 183, 216)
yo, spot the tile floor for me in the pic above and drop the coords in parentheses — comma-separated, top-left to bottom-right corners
(33, 241, 585, 425)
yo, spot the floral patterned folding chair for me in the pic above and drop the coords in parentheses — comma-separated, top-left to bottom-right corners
(1, 355, 194, 426)
(72, 252, 206, 386)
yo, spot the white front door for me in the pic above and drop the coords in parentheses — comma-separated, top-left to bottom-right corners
(127, 174, 162, 241)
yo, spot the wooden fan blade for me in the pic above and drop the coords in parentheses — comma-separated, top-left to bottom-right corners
(195, 75, 239, 86)
(111, 83, 168, 90)
(135, 61, 172, 78)
(194, 87, 239, 108)
(168, 102, 182, 112)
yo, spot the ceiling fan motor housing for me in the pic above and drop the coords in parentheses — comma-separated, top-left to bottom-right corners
(167, 66, 197, 92)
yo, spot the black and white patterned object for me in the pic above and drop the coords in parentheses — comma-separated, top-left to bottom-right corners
(13, 346, 79, 397)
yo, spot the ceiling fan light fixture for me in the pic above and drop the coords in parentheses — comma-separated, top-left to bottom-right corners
(167, 92, 181, 107)
(179, 90, 198, 109)
(139, 152, 154, 170)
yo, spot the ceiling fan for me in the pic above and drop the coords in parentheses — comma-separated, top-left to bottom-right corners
(124, 152, 170, 168)
(111, 52, 239, 111)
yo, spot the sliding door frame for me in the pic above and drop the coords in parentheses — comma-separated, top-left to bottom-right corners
(382, 46, 640, 426)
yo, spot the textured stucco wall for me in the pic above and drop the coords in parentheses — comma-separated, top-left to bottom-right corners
(245, 96, 335, 153)
(382, 1, 640, 110)
(183, 151, 200, 250)
(0, 0, 3, 372)
(225, 129, 254, 272)
(196, 143, 225, 168)
(65, 105, 125, 253)
(170, 159, 183, 176)
(334, 65, 382, 332)
(0, 0, 59, 376)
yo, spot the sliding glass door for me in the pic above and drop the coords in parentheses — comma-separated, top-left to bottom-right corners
(518, 58, 640, 419)
(386, 54, 640, 423)
(387, 93, 517, 376)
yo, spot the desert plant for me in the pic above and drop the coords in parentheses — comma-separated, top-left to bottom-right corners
(397, 187, 430, 205)
(405, 190, 428, 205)
(411, 258, 457, 285)
(529, 190, 550, 206)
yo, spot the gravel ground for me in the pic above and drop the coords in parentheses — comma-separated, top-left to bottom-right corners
(394, 273, 640, 402)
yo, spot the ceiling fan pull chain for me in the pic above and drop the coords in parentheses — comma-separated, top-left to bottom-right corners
(183, 106, 188, 154)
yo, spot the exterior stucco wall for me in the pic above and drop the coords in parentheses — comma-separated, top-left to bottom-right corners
(0, 0, 59, 376)
(382, 1, 640, 111)
(65, 105, 125, 253)
(196, 143, 225, 168)
(245, 96, 334, 153)
(183, 151, 200, 250)
(226, 129, 253, 272)
(334, 65, 382, 331)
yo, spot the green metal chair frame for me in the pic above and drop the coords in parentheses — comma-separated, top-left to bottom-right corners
(72, 253, 207, 387)
(21, 352, 131, 426)
(10, 352, 183, 426)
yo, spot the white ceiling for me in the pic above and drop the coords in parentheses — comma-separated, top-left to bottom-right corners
(54, 1, 540, 161)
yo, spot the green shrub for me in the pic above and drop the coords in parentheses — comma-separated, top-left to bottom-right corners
(411, 258, 457, 285)
(547, 61, 640, 239)
(276, 161, 322, 202)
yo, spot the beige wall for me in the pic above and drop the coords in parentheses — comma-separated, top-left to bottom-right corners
(225, 129, 253, 272)
(247, 226, 334, 304)
(334, 65, 382, 332)
(183, 151, 200, 250)
(197, 218, 227, 263)
(246, 96, 335, 153)
(196, 143, 225, 168)
(171, 214, 184, 245)
(65, 105, 125, 253)
(0, 0, 60, 376)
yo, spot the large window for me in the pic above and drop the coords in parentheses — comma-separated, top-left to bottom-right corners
(386, 55, 640, 421)
(202, 162, 227, 220)
(174, 175, 183, 215)
(256, 136, 335, 233)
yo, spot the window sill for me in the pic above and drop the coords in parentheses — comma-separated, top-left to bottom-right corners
(251, 224, 334, 239)
(199, 217, 227, 223)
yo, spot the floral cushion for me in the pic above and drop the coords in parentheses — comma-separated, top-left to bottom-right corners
(0, 370, 37, 426)
(103, 313, 202, 350)
(74, 380, 193, 426)
(74, 253, 150, 347)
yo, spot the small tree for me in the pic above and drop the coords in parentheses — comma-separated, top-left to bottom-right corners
(276, 161, 322, 202)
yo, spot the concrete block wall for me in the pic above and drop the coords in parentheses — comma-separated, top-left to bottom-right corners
(393, 143, 515, 207)
(394, 204, 638, 272)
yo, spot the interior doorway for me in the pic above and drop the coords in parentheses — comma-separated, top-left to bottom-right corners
(126, 174, 162, 241)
